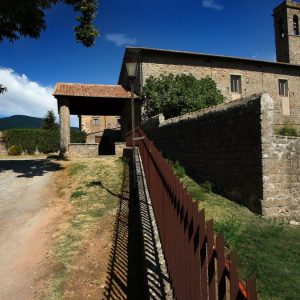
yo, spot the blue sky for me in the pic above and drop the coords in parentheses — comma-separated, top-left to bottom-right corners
(0, 0, 284, 119)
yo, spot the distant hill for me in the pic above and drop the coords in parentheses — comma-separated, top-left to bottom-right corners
(0, 115, 44, 130)
(0, 115, 79, 131)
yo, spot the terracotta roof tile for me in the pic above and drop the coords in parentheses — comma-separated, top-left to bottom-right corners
(53, 83, 133, 98)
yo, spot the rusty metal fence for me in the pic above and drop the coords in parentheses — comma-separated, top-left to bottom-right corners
(126, 128, 257, 300)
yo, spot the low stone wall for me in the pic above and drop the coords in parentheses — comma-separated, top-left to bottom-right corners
(115, 142, 126, 158)
(68, 143, 99, 158)
(142, 93, 300, 221)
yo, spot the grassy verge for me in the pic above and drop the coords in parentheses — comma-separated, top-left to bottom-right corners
(174, 164, 300, 300)
(45, 157, 124, 299)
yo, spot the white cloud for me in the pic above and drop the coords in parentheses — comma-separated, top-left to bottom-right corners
(106, 33, 137, 47)
(202, 0, 224, 11)
(0, 67, 78, 126)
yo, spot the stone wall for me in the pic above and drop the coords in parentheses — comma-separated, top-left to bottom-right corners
(143, 94, 265, 214)
(142, 93, 300, 221)
(262, 101, 300, 220)
(68, 144, 99, 158)
(115, 142, 126, 157)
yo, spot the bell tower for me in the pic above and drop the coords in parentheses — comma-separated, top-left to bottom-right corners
(273, 0, 300, 64)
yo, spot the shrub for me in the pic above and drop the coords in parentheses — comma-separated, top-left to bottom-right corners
(7, 145, 22, 155)
(277, 124, 299, 137)
(4, 129, 59, 154)
(71, 130, 87, 143)
(37, 130, 60, 153)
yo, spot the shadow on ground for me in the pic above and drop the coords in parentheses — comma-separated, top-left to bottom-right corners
(103, 162, 146, 299)
(103, 154, 171, 300)
(0, 159, 64, 178)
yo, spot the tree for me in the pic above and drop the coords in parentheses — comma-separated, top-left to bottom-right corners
(0, 0, 99, 93)
(42, 110, 59, 130)
(0, 84, 7, 94)
(142, 73, 224, 119)
(0, 0, 99, 47)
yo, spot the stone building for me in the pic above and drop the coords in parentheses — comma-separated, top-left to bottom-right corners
(80, 115, 120, 144)
(118, 0, 300, 129)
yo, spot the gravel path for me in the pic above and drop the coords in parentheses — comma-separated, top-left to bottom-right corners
(0, 158, 63, 300)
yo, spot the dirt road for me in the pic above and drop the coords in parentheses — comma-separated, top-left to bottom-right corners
(0, 158, 63, 300)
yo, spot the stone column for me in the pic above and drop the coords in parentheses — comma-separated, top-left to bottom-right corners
(58, 97, 70, 157)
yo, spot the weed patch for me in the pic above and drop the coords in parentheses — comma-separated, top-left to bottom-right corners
(173, 160, 186, 178)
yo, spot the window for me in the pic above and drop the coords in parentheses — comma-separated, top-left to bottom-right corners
(293, 15, 299, 35)
(279, 79, 288, 96)
(279, 18, 285, 37)
(93, 117, 99, 126)
(230, 75, 242, 93)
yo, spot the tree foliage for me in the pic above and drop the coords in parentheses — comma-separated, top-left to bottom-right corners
(142, 74, 224, 119)
(0, 0, 99, 47)
(4, 128, 87, 154)
(0, 84, 7, 94)
(42, 110, 59, 130)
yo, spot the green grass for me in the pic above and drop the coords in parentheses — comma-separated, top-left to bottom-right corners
(68, 163, 87, 176)
(177, 170, 300, 300)
(45, 157, 124, 299)
(71, 190, 87, 199)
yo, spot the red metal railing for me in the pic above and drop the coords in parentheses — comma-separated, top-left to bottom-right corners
(126, 128, 257, 300)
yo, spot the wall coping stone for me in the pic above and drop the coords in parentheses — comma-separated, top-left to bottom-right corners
(143, 93, 264, 128)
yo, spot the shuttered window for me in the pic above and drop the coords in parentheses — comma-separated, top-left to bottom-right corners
(279, 79, 288, 97)
(230, 75, 242, 93)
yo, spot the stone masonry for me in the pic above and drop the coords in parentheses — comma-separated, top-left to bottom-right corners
(274, 0, 300, 65)
(261, 95, 300, 220)
(68, 143, 99, 158)
(80, 115, 120, 143)
(142, 94, 300, 221)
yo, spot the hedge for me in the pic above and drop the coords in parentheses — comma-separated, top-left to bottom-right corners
(3, 129, 86, 154)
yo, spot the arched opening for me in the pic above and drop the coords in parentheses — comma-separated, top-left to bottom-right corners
(293, 15, 299, 35)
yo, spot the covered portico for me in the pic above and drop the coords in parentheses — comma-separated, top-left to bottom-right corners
(53, 83, 141, 156)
